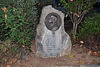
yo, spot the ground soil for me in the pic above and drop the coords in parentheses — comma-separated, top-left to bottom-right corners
(11, 44, 100, 67)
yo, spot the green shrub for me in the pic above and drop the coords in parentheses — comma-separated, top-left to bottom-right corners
(77, 13, 100, 51)
(77, 13, 100, 38)
(0, 0, 38, 50)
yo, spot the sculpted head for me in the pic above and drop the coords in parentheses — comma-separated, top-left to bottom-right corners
(45, 12, 62, 31)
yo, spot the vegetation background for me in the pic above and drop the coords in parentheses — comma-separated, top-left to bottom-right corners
(0, 0, 100, 66)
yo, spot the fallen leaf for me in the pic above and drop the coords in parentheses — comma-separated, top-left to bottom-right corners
(78, 60, 82, 63)
(80, 45, 83, 47)
(22, 45, 25, 48)
(88, 50, 92, 54)
(69, 54, 74, 58)
(7, 65, 11, 67)
(32, 51, 35, 54)
(80, 41, 84, 44)
(10, 59, 17, 64)
(94, 52, 99, 56)
(73, 45, 76, 47)
(81, 63, 84, 65)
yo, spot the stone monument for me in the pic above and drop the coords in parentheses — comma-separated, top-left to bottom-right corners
(35, 5, 72, 58)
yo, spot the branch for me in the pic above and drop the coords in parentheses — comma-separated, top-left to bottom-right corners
(78, 10, 88, 24)
(69, 13, 74, 23)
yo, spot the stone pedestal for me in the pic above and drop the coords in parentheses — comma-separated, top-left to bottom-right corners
(35, 5, 72, 58)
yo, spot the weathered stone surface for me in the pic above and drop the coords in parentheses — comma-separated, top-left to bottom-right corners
(35, 5, 72, 58)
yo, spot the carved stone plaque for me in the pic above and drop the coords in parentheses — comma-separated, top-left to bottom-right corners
(43, 34, 60, 57)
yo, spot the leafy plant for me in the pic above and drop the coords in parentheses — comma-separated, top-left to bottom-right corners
(77, 13, 100, 52)
(0, 0, 38, 50)
(60, 0, 98, 39)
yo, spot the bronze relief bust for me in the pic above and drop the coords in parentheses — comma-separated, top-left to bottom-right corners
(45, 12, 62, 31)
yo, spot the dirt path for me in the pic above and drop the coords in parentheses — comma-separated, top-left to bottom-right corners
(12, 44, 100, 67)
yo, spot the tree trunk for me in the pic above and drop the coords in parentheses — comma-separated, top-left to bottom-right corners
(73, 22, 78, 39)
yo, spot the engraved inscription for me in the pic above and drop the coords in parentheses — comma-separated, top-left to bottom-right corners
(43, 34, 60, 57)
